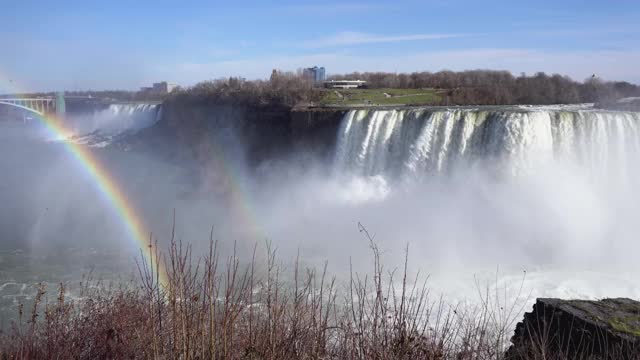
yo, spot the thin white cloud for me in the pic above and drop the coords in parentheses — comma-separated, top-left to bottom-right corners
(303, 31, 465, 48)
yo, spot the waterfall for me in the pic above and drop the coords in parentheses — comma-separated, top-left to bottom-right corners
(334, 108, 640, 178)
(68, 103, 161, 137)
(65, 103, 161, 146)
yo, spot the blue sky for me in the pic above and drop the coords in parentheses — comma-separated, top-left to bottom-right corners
(1, 0, 639, 91)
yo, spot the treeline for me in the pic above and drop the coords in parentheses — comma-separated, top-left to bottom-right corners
(330, 70, 640, 105)
(11, 69, 638, 107)
(170, 69, 639, 107)
(166, 70, 321, 107)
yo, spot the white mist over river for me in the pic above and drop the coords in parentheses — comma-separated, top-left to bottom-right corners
(256, 107, 640, 301)
(1, 104, 640, 322)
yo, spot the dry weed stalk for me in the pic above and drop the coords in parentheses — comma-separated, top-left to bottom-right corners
(1, 224, 622, 359)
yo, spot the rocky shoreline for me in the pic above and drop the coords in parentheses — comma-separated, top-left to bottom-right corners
(507, 298, 640, 359)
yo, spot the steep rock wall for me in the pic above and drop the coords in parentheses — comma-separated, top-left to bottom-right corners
(122, 103, 346, 167)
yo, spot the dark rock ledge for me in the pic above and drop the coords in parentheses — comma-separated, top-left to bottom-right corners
(507, 298, 640, 359)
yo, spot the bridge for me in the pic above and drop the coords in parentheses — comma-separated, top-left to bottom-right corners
(0, 92, 66, 117)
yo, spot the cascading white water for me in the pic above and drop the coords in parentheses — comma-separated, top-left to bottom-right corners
(68, 103, 161, 137)
(325, 106, 640, 299)
(334, 108, 640, 178)
(65, 103, 161, 146)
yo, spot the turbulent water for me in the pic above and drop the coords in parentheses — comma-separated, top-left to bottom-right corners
(325, 107, 640, 300)
(2, 104, 640, 324)
(335, 108, 640, 178)
(67, 103, 161, 146)
(0, 104, 164, 323)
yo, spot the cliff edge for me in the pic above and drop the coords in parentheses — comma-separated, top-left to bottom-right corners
(507, 298, 640, 359)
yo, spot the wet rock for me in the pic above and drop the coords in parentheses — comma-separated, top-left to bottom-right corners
(507, 298, 640, 359)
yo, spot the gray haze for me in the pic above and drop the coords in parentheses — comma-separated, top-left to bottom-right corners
(2, 105, 640, 314)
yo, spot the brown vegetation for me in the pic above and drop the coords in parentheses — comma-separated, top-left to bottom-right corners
(0, 222, 522, 359)
(165, 70, 640, 108)
(330, 70, 640, 105)
(18, 72, 637, 109)
(0, 226, 635, 359)
(11, 70, 639, 108)
(166, 71, 323, 107)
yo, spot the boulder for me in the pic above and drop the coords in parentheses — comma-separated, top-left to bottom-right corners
(507, 298, 640, 359)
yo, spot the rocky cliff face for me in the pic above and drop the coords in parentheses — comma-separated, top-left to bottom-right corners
(290, 107, 346, 161)
(120, 103, 346, 168)
(507, 298, 640, 359)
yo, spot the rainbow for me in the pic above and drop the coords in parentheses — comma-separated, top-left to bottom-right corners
(197, 139, 265, 244)
(1, 76, 168, 287)
(41, 112, 168, 287)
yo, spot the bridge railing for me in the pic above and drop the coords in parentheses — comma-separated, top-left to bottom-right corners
(0, 95, 63, 116)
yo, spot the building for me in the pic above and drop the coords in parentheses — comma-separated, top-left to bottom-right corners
(140, 81, 177, 95)
(153, 81, 177, 94)
(323, 80, 367, 89)
(303, 66, 326, 84)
